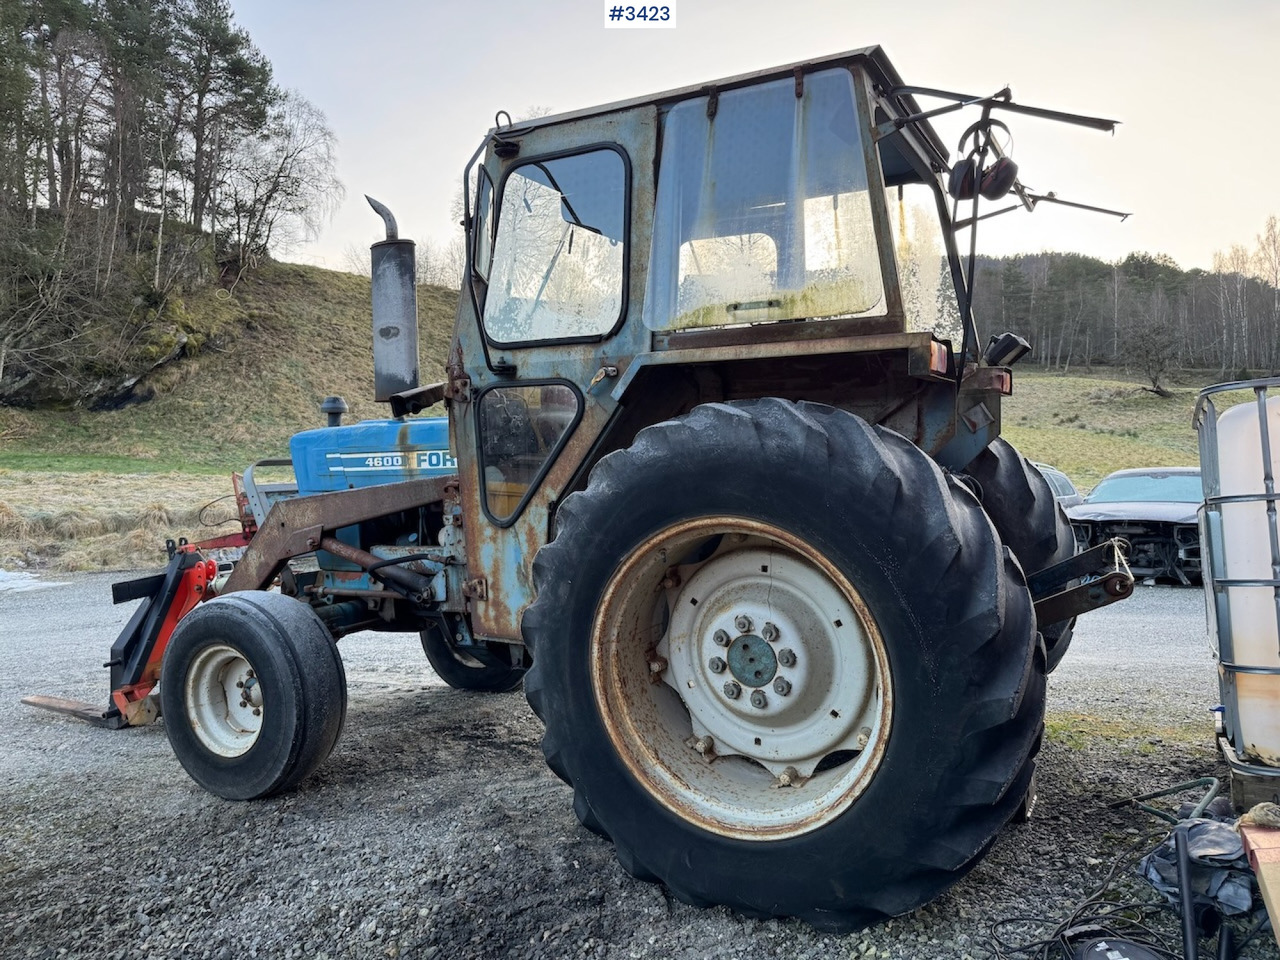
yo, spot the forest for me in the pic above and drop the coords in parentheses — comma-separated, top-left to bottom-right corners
(967, 222, 1280, 393)
(0, 0, 341, 406)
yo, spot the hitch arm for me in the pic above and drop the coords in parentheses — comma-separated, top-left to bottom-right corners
(1028, 538, 1135, 625)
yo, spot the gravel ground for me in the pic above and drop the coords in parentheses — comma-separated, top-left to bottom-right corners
(1, 574, 1276, 960)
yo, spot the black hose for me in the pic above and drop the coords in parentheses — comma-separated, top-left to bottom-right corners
(1175, 827, 1198, 960)
(1216, 922, 1232, 960)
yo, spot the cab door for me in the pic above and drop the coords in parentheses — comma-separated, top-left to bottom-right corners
(450, 105, 658, 642)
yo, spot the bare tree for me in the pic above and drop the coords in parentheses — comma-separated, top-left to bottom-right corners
(341, 241, 371, 277)
(219, 89, 343, 276)
(1256, 216, 1280, 373)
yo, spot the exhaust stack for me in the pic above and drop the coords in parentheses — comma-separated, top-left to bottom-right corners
(367, 196, 419, 403)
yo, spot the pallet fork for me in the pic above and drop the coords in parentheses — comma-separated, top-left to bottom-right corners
(22, 540, 218, 728)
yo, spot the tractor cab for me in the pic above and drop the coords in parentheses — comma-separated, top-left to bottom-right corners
(444, 47, 1069, 645)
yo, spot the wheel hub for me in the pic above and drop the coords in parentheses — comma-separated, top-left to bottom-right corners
(184, 643, 263, 758)
(592, 518, 894, 840)
(657, 543, 881, 779)
(726, 633, 776, 687)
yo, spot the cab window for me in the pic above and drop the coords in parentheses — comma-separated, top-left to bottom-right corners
(483, 149, 627, 345)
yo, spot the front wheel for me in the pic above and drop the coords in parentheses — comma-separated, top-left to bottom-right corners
(160, 591, 347, 800)
(419, 620, 526, 693)
(523, 399, 1044, 931)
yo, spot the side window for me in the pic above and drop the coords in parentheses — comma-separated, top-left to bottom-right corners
(483, 148, 627, 344)
(479, 383, 580, 523)
(1048, 474, 1073, 499)
(473, 168, 494, 280)
(884, 182, 961, 344)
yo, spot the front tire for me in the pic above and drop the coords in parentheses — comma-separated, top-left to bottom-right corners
(419, 621, 526, 693)
(160, 591, 347, 800)
(523, 399, 1044, 930)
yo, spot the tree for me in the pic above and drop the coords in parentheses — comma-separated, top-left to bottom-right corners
(169, 0, 272, 233)
(1122, 284, 1176, 397)
(1256, 216, 1280, 373)
(218, 89, 342, 277)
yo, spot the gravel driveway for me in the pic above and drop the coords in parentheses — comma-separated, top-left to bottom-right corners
(1, 574, 1274, 960)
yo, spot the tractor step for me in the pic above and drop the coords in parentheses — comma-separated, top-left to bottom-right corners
(20, 695, 125, 729)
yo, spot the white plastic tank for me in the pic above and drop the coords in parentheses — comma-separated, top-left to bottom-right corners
(1216, 394, 1280, 765)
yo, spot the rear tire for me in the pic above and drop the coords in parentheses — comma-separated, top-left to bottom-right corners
(160, 591, 347, 800)
(419, 621, 526, 693)
(523, 399, 1044, 931)
(967, 438, 1078, 672)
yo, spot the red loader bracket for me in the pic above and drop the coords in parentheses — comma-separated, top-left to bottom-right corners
(21, 540, 217, 728)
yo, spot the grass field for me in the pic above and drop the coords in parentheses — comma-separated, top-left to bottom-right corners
(0, 263, 1254, 571)
(1004, 369, 1204, 490)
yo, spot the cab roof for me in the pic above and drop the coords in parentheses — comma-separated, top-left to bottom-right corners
(494, 46, 949, 168)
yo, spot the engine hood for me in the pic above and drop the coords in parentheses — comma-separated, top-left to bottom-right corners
(1066, 501, 1199, 524)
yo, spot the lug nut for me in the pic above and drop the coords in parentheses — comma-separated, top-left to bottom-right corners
(713, 629, 731, 647)
(723, 681, 741, 700)
(750, 690, 768, 709)
(773, 677, 791, 696)
(692, 736, 713, 755)
(777, 648, 797, 668)
(856, 726, 871, 748)
(649, 657, 668, 675)
(239, 700, 248, 708)
(236, 680, 245, 689)
(761, 622, 779, 643)
(252, 708, 261, 717)
(735, 614, 753, 633)
(708, 657, 727, 674)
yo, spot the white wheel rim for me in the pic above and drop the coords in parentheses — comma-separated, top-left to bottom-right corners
(591, 518, 892, 841)
(184, 644, 263, 757)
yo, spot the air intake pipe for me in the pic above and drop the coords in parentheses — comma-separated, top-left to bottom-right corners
(367, 196, 419, 403)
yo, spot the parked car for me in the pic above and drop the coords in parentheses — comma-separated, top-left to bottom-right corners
(1066, 466, 1202, 584)
(1032, 462, 1084, 508)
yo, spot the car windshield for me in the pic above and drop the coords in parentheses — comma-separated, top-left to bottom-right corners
(1085, 473, 1202, 504)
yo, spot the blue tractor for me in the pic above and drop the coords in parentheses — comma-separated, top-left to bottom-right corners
(33, 47, 1137, 931)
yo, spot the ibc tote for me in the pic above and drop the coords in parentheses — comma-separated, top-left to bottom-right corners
(1197, 378, 1280, 780)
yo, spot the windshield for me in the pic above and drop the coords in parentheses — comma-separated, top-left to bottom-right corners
(1085, 473, 1202, 504)
(643, 68, 884, 331)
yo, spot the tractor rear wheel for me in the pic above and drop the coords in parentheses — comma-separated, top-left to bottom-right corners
(967, 438, 1078, 671)
(419, 622, 526, 693)
(522, 399, 1044, 931)
(160, 591, 347, 800)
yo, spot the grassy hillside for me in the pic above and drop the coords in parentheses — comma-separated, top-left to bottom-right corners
(1002, 369, 1209, 491)
(0, 262, 460, 474)
(0, 266, 1258, 571)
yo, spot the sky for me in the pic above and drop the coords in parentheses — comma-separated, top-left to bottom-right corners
(228, 0, 1280, 275)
